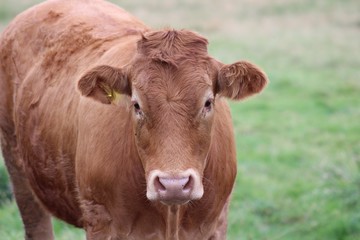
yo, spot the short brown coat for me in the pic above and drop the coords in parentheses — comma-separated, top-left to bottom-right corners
(0, 0, 267, 239)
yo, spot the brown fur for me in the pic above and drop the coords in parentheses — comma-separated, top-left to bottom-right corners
(0, 0, 268, 239)
(137, 30, 209, 67)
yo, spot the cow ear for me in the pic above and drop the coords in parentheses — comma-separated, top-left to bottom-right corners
(78, 65, 131, 104)
(216, 61, 268, 100)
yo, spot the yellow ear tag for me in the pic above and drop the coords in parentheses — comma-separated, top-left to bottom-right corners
(100, 83, 122, 105)
(110, 91, 122, 105)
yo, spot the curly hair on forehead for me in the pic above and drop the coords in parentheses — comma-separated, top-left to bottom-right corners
(136, 29, 209, 67)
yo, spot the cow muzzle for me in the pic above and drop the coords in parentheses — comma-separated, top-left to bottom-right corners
(146, 169, 204, 205)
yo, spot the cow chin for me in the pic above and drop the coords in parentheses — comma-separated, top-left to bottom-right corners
(146, 169, 204, 205)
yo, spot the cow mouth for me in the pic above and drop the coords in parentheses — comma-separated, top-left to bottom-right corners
(160, 199, 190, 206)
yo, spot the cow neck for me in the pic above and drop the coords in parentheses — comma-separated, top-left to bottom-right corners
(165, 205, 180, 240)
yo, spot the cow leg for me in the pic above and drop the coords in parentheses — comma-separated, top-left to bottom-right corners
(1, 137, 54, 240)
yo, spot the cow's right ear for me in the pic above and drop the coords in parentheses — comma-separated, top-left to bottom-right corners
(78, 65, 131, 104)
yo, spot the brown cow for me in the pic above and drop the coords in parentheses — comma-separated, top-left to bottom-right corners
(0, 0, 267, 239)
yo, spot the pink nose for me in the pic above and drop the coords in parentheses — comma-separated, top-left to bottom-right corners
(154, 176, 193, 204)
(146, 170, 204, 204)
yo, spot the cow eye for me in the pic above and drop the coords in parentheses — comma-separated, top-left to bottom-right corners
(133, 102, 141, 113)
(204, 100, 211, 108)
(204, 99, 213, 112)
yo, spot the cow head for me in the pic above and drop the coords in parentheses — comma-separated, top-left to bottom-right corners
(78, 30, 267, 205)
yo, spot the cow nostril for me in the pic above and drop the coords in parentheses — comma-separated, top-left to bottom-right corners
(154, 177, 166, 191)
(183, 175, 193, 191)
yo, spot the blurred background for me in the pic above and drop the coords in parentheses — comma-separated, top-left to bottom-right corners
(0, 0, 359, 239)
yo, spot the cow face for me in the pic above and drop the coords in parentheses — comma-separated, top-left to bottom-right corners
(78, 30, 268, 205)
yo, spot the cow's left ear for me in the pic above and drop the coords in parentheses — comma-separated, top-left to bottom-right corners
(216, 61, 268, 100)
(78, 65, 131, 104)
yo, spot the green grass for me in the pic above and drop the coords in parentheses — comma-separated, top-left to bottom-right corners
(1, 0, 359, 239)
(0, 197, 85, 239)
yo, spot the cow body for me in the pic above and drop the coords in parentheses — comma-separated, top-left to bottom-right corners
(0, 0, 267, 239)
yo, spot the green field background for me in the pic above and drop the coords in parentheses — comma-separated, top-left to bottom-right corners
(1, 0, 359, 239)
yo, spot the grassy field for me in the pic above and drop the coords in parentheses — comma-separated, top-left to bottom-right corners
(1, 0, 360, 239)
